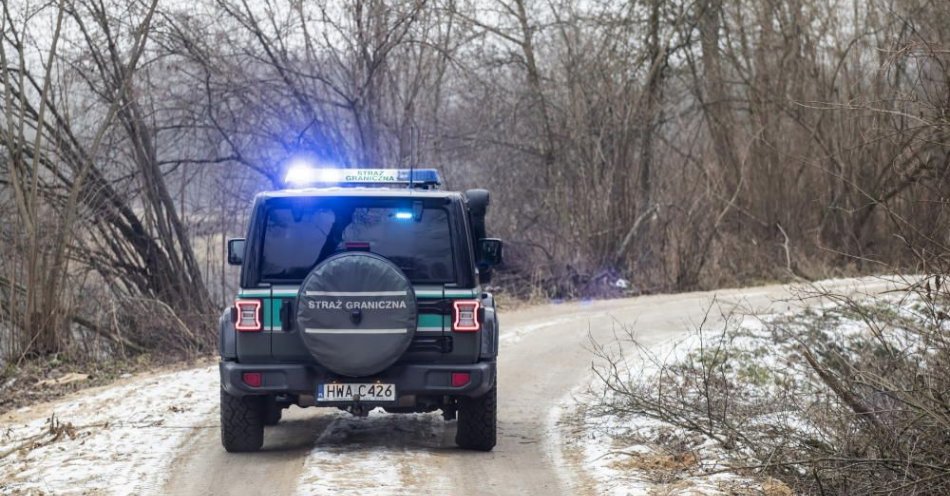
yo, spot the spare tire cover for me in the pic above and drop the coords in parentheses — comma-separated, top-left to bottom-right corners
(295, 252, 417, 377)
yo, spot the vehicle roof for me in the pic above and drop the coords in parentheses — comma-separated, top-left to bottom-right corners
(255, 187, 463, 201)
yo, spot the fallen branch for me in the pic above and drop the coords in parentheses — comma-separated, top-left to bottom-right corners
(800, 346, 888, 434)
(0, 414, 78, 460)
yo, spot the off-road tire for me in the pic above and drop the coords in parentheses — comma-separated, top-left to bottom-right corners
(455, 385, 497, 451)
(220, 388, 264, 452)
(264, 396, 282, 426)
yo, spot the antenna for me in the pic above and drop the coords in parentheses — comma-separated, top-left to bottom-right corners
(409, 124, 416, 189)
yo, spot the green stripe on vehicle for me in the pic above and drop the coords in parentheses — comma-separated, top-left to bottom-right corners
(233, 298, 450, 331)
(418, 313, 449, 328)
(239, 286, 479, 299)
(268, 298, 282, 329)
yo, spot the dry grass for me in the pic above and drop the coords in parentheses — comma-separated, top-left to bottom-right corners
(590, 274, 950, 494)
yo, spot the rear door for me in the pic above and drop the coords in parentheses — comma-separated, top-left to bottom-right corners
(239, 195, 479, 365)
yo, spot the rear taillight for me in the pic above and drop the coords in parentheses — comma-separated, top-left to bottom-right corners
(452, 300, 480, 332)
(242, 372, 262, 387)
(451, 372, 471, 387)
(234, 299, 262, 332)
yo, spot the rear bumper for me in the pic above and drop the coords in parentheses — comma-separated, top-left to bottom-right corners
(220, 360, 496, 399)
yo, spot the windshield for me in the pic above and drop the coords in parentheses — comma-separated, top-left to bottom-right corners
(260, 200, 455, 283)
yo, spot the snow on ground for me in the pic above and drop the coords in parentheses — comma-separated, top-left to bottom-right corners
(0, 366, 218, 495)
(567, 393, 763, 496)
(294, 411, 451, 495)
(557, 340, 763, 496)
(565, 286, 934, 496)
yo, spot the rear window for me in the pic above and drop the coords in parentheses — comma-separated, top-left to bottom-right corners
(260, 201, 455, 283)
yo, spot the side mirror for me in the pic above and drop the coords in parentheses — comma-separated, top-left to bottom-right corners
(477, 238, 503, 267)
(227, 238, 246, 265)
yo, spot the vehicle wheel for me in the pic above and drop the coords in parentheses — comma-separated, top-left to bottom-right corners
(264, 396, 282, 426)
(220, 388, 264, 452)
(455, 385, 496, 451)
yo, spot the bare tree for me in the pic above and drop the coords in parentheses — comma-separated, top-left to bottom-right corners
(0, 0, 947, 363)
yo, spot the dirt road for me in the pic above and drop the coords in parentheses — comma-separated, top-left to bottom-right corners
(162, 278, 896, 496)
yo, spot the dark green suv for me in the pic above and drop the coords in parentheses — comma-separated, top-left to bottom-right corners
(218, 168, 502, 452)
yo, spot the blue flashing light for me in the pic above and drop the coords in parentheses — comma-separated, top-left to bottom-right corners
(398, 169, 441, 185)
(394, 211, 413, 220)
(284, 163, 320, 186)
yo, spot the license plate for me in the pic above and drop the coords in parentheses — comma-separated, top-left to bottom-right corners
(317, 383, 396, 402)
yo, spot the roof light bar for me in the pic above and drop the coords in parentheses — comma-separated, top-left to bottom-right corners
(282, 167, 441, 189)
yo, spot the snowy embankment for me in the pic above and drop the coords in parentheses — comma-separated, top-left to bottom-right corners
(0, 367, 217, 494)
(564, 313, 796, 495)
(566, 282, 939, 495)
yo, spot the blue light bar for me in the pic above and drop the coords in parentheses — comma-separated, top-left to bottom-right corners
(283, 168, 441, 188)
(398, 169, 441, 185)
(394, 211, 413, 220)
